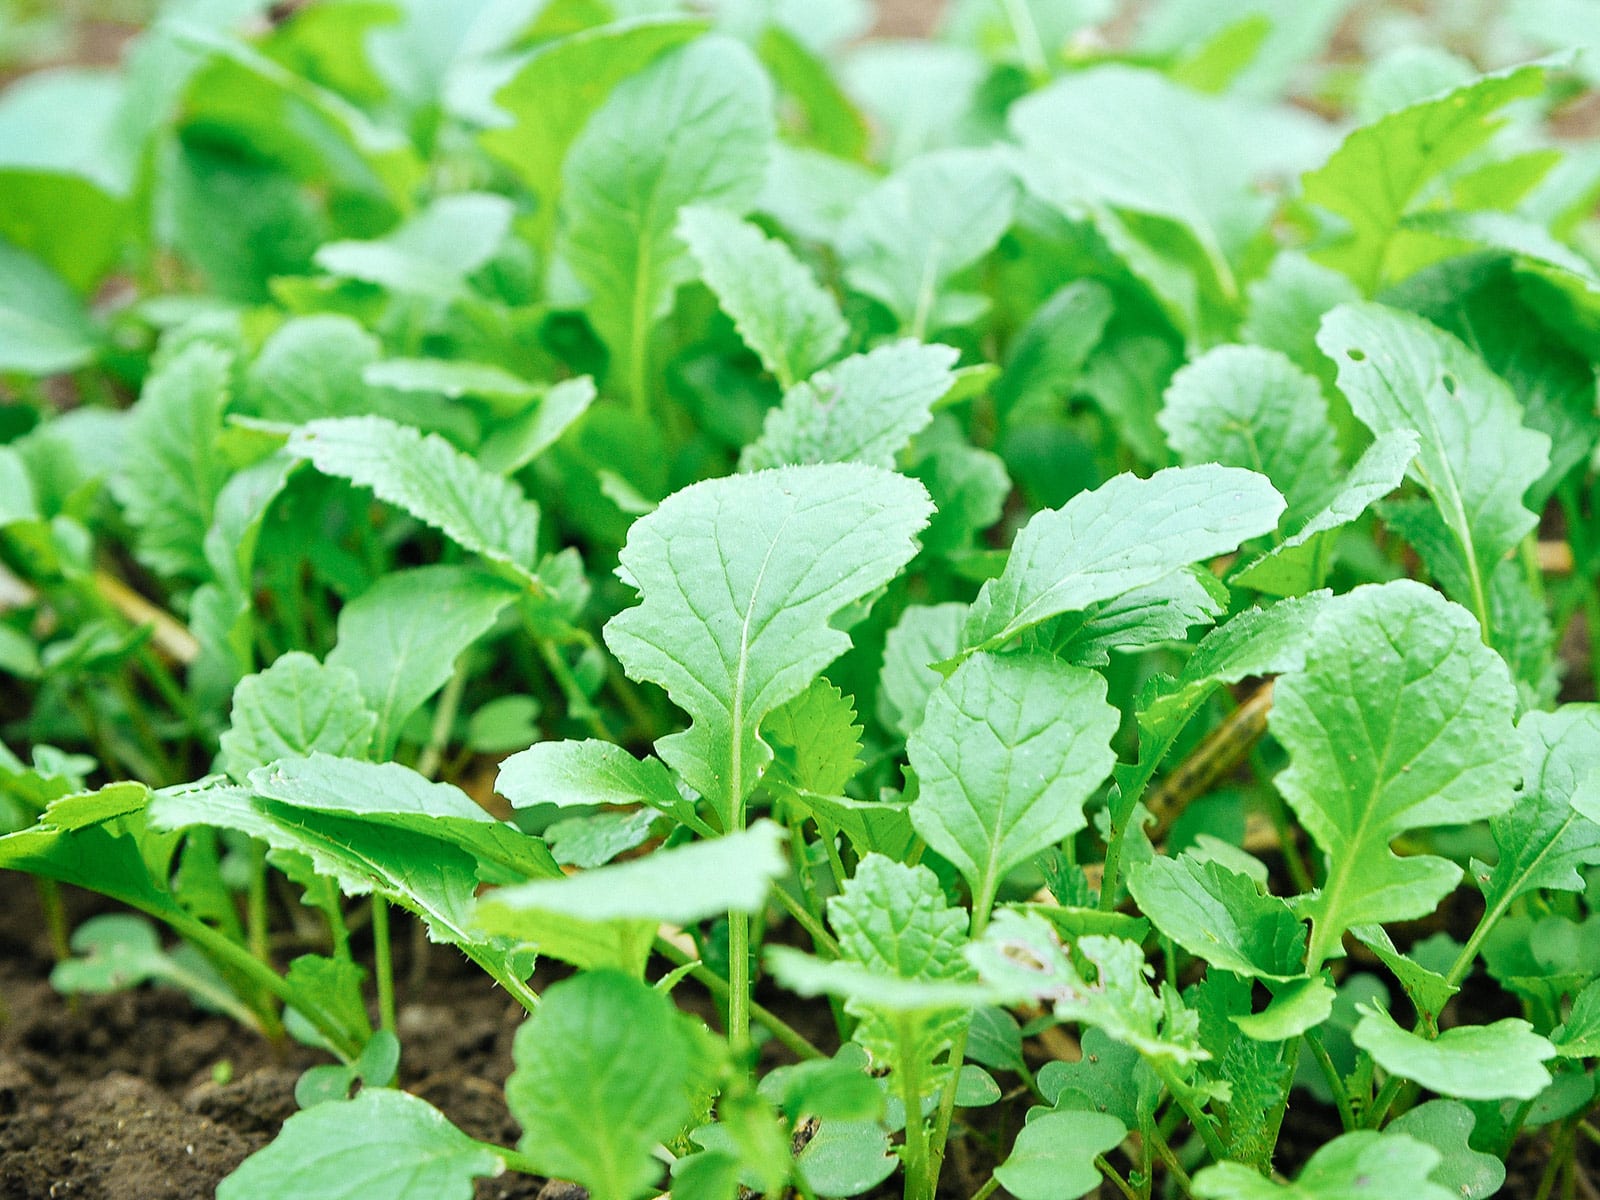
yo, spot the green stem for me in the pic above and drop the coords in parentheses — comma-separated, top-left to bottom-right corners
(999, 0, 1048, 79)
(1303, 1029, 1356, 1131)
(1364, 1072, 1406, 1130)
(538, 641, 612, 741)
(1151, 1058, 1228, 1164)
(652, 936, 822, 1059)
(897, 1013, 932, 1200)
(728, 909, 751, 1052)
(371, 898, 397, 1036)
(969, 1177, 1000, 1200)
(415, 660, 467, 781)
(460, 941, 541, 1014)
(774, 883, 840, 956)
(1096, 1156, 1140, 1200)
(164, 910, 299, 1047)
(36, 878, 71, 964)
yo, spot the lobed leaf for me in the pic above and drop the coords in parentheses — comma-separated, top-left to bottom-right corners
(603, 463, 931, 824)
(1352, 1005, 1555, 1100)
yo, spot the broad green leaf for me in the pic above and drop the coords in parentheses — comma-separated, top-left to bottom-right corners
(1318, 302, 1550, 631)
(1010, 66, 1327, 306)
(245, 315, 379, 424)
(0, 241, 99, 374)
(282, 955, 374, 1064)
(1233, 430, 1419, 595)
(1352, 1005, 1556, 1100)
(326, 566, 520, 756)
(109, 343, 231, 581)
(945, 0, 1114, 66)
(773, 863, 984, 1110)
(315, 193, 512, 299)
(1128, 854, 1304, 980)
(762, 678, 863, 798)
(1552, 977, 1600, 1057)
(507, 970, 713, 1200)
(476, 821, 787, 930)
(1193, 1131, 1453, 1200)
(1135, 0, 1352, 102)
(1349, 925, 1457, 1020)
(362, 359, 536, 406)
(1039, 567, 1226, 667)
(993, 280, 1114, 428)
(289, 417, 542, 585)
(965, 465, 1285, 653)
(150, 781, 487, 949)
(217, 1088, 502, 1200)
(498, 739, 690, 822)
(1299, 63, 1547, 291)
(794, 1119, 897, 1197)
(678, 206, 847, 389)
(1481, 706, 1600, 909)
(877, 603, 967, 740)
(1038, 1027, 1147, 1128)
(1242, 251, 1362, 380)
(218, 652, 377, 782)
(1159, 345, 1339, 525)
(478, 376, 598, 476)
(782, 791, 917, 862)
(908, 651, 1118, 915)
(739, 341, 958, 471)
(1271, 582, 1521, 968)
(603, 464, 931, 824)
(968, 912, 1207, 1065)
(837, 147, 1017, 331)
(546, 808, 660, 870)
(1138, 591, 1329, 743)
(480, 17, 706, 245)
(995, 1110, 1126, 1200)
(1387, 1101, 1505, 1200)
(1231, 974, 1336, 1041)
(248, 754, 560, 884)
(560, 36, 773, 386)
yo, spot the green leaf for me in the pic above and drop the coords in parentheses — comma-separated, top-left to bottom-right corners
(0, 241, 98, 374)
(249, 755, 560, 885)
(1233, 430, 1419, 596)
(837, 147, 1018, 331)
(1481, 705, 1600, 910)
(995, 1110, 1126, 1200)
(1270, 581, 1522, 968)
(1160, 345, 1340, 526)
(546, 808, 660, 870)
(362, 358, 537, 406)
(678, 206, 847, 390)
(603, 463, 931, 825)
(908, 651, 1118, 915)
(497, 738, 697, 826)
(507, 970, 713, 1200)
(964, 465, 1285, 653)
(1040, 568, 1227, 667)
(994, 280, 1114, 428)
(877, 603, 967, 740)
(560, 35, 773, 384)
(150, 781, 487, 949)
(325, 566, 519, 756)
(109, 343, 231, 581)
(1386, 1101, 1505, 1200)
(1349, 925, 1457, 1020)
(480, 17, 707, 246)
(775, 856, 983, 1105)
(740, 341, 958, 471)
(1299, 63, 1547, 291)
(478, 376, 598, 477)
(244, 315, 379, 425)
(1230, 974, 1335, 1041)
(315, 193, 512, 299)
(762, 678, 863, 798)
(1552, 977, 1600, 1057)
(288, 417, 543, 585)
(795, 1119, 897, 1197)
(217, 1088, 502, 1200)
(219, 653, 377, 783)
(1128, 854, 1305, 980)
(476, 821, 787, 931)
(969, 912, 1207, 1065)
(1193, 1131, 1454, 1199)
(1138, 591, 1329, 744)
(1318, 302, 1550, 631)
(1352, 1005, 1556, 1100)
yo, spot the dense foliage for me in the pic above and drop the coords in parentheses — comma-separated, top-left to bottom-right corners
(3, 0, 1600, 1196)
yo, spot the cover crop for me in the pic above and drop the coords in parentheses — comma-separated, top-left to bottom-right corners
(1, 1, 1598, 1197)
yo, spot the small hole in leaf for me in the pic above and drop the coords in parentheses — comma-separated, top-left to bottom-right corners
(1347, 348, 1366, 362)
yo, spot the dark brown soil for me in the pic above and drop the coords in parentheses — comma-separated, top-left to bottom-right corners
(0, 874, 541, 1200)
